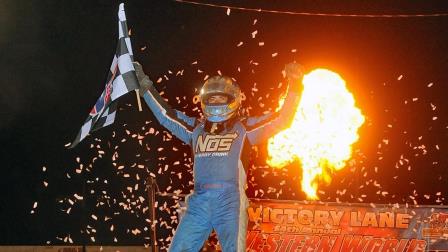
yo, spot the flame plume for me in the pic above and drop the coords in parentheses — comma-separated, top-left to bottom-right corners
(267, 69, 365, 200)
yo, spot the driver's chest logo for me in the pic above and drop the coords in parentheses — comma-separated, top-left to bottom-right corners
(195, 132, 238, 153)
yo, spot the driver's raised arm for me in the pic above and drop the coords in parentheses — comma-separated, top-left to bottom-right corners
(134, 62, 195, 145)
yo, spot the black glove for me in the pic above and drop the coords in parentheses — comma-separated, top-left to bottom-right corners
(284, 62, 304, 82)
(284, 62, 304, 92)
(133, 61, 153, 97)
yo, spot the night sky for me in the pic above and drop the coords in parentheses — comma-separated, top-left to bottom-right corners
(1, 0, 447, 248)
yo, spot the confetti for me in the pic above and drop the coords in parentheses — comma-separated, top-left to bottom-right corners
(32, 16, 446, 249)
(251, 30, 258, 38)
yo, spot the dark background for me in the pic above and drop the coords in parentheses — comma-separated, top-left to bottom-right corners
(1, 0, 447, 249)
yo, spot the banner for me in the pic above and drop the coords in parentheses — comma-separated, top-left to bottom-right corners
(246, 199, 448, 252)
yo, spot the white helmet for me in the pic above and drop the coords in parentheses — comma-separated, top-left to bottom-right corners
(200, 76, 241, 122)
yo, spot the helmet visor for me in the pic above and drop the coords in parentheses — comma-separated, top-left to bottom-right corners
(202, 92, 235, 106)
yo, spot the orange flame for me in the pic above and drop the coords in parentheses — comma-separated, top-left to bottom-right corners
(267, 69, 365, 200)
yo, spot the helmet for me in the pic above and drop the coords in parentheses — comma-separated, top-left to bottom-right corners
(200, 76, 241, 122)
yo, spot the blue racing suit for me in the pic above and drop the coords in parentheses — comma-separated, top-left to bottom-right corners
(143, 82, 300, 252)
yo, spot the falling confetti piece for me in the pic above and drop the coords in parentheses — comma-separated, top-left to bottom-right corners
(251, 30, 258, 38)
(74, 194, 83, 200)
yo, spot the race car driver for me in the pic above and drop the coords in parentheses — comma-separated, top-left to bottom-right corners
(134, 61, 304, 252)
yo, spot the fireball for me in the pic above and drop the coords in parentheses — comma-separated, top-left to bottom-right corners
(267, 69, 365, 200)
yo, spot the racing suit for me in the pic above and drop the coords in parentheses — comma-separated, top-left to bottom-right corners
(142, 80, 301, 252)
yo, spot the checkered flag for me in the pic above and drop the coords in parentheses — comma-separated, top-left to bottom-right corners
(70, 3, 139, 148)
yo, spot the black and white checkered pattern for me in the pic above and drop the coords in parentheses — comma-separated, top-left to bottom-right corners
(70, 3, 138, 148)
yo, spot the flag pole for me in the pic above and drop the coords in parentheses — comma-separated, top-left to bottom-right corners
(135, 90, 142, 111)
